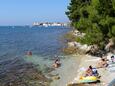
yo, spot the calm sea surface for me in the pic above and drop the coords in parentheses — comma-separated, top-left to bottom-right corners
(0, 26, 70, 57)
(0, 26, 70, 86)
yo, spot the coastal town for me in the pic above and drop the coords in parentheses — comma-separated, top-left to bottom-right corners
(32, 22, 69, 27)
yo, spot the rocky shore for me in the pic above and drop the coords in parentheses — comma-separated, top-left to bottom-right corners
(63, 30, 115, 56)
(62, 30, 115, 86)
(0, 57, 52, 86)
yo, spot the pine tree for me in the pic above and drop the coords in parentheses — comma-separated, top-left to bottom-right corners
(66, 0, 115, 47)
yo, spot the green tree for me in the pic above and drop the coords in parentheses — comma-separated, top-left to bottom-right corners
(66, 0, 115, 47)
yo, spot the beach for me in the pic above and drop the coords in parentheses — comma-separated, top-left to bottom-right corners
(0, 26, 114, 86)
(50, 55, 82, 86)
(0, 0, 115, 86)
(67, 54, 115, 86)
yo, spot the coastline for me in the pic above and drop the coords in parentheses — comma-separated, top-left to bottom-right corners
(63, 29, 115, 86)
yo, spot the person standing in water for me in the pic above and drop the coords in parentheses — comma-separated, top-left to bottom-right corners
(53, 56, 61, 68)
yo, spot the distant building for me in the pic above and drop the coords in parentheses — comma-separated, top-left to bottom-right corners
(32, 22, 68, 27)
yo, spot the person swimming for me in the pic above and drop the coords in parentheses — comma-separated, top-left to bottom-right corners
(26, 51, 32, 56)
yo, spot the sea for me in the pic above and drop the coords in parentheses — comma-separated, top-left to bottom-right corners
(0, 26, 70, 86)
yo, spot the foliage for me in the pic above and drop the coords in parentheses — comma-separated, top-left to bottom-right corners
(111, 25, 115, 36)
(63, 32, 76, 42)
(66, 0, 115, 47)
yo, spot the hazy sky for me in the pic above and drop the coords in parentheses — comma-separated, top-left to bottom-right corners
(0, 0, 69, 25)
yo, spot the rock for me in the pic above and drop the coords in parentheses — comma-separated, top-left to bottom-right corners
(67, 42, 91, 54)
(52, 76, 60, 80)
(80, 44, 91, 52)
(105, 38, 114, 52)
(67, 42, 76, 47)
(0, 62, 51, 86)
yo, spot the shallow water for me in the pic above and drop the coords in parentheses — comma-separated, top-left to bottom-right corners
(50, 55, 81, 86)
(0, 26, 70, 86)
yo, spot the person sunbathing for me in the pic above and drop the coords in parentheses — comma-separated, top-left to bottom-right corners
(96, 58, 108, 68)
(85, 65, 93, 76)
(85, 66, 99, 77)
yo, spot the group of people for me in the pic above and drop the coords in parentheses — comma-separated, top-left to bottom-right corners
(84, 54, 115, 77)
(25, 51, 61, 68)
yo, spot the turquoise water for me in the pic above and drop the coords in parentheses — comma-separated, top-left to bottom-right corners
(0, 26, 70, 86)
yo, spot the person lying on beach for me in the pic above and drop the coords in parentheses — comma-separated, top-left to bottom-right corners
(96, 58, 108, 68)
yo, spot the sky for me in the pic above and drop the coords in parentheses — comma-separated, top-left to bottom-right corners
(0, 0, 70, 25)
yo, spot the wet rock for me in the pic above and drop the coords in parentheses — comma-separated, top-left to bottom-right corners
(43, 66, 54, 73)
(52, 76, 60, 80)
(0, 62, 51, 86)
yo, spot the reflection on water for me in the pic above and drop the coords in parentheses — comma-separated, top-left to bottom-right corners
(0, 26, 70, 86)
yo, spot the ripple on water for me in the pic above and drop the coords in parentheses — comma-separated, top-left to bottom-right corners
(0, 26, 70, 86)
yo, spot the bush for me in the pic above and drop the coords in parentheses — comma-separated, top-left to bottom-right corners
(76, 24, 104, 46)
(66, 0, 115, 49)
(63, 32, 76, 42)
